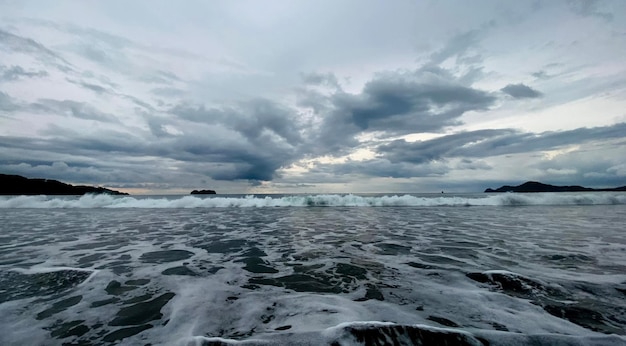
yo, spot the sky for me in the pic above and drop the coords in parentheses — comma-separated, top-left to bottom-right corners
(1, 0, 625, 194)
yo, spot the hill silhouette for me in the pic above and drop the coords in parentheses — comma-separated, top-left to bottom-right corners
(485, 181, 626, 193)
(0, 174, 128, 195)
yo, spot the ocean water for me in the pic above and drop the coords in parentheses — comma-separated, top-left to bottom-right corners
(1, 192, 625, 346)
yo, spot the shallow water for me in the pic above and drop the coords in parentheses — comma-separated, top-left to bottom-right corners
(0, 193, 625, 345)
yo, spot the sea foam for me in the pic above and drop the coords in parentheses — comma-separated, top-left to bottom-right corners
(0, 192, 625, 208)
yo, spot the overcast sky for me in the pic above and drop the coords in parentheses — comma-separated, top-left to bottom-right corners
(1, 0, 625, 194)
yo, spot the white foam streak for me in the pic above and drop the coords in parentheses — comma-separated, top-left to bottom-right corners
(11, 266, 96, 275)
(0, 193, 625, 208)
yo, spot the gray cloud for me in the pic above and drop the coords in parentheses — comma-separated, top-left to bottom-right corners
(429, 29, 483, 66)
(501, 83, 543, 99)
(379, 129, 513, 165)
(300, 72, 340, 89)
(165, 99, 306, 181)
(0, 29, 73, 72)
(170, 98, 303, 146)
(567, 0, 613, 22)
(139, 70, 182, 84)
(0, 161, 118, 185)
(313, 158, 449, 179)
(30, 99, 120, 123)
(64, 77, 157, 111)
(0, 17, 499, 187)
(0, 65, 48, 81)
(1, 3, 625, 192)
(66, 79, 109, 94)
(0, 24, 185, 107)
(0, 91, 20, 112)
(310, 68, 496, 155)
(1, 97, 301, 183)
(379, 123, 626, 166)
(304, 123, 626, 184)
(531, 145, 626, 187)
(151, 87, 187, 97)
(456, 159, 492, 170)
(532, 70, 550, 79)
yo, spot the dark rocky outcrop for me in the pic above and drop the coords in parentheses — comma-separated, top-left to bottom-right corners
(485, 181, 626, 193)
(0, 174, 128, 195)
(190, 189, 216, 195)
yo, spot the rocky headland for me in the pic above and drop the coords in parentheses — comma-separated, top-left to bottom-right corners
(0, 174, 129, 195)
(485, 181, 626, 193)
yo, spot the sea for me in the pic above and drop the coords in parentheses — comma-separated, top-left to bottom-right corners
(1, 192, 625, 346)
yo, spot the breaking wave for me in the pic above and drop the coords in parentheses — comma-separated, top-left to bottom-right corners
(1, 192, 625, 208)
(184, 321, 626, 346)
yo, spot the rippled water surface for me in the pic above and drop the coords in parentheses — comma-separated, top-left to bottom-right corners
(1, 193, 625, 345)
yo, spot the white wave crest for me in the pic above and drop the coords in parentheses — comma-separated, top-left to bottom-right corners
(0, 192, 625, 208)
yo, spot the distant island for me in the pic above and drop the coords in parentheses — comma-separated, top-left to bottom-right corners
(0, 174, 128, 195)
(485, 181, 626, 193)
(190, 189, 216, 195)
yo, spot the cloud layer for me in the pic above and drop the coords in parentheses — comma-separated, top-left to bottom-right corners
(1, 1, 625, 193)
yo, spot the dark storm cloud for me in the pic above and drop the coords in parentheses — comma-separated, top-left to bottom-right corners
(0, 110, 298, 183)
(500, 83, 543, 99)
(167, 99, 306, 181)
(163, 131, 296, 182)
(0, 65, 48, 81)
(0, 95, 303, 183)
(307, 67, 497, 155)
(295, 88, 333, 115)
(170, 98, 303, 146)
